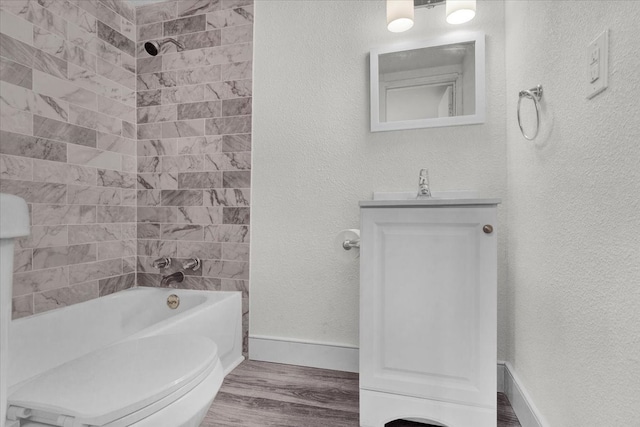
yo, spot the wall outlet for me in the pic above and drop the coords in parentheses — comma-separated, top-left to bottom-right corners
(587, 29, 609, 99)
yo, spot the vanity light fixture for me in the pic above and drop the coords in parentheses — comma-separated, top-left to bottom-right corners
(445, 0, 476, 24)
(387, 0, 414, 33)
(387, 0, 476, 32)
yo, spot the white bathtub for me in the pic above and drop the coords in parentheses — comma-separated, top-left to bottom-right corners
(8, 287, 244, 393)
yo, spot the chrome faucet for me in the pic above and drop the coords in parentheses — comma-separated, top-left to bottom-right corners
(416, 168, 432, 199)
(160, 271, 185, 288)
(152, 257, 171, 269)
(182, 258, 201, 271)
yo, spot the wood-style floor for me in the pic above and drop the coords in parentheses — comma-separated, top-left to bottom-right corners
(202, 360, 521, 427)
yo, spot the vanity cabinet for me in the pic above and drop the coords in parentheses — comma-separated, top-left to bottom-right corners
(359, 199, 499, 427)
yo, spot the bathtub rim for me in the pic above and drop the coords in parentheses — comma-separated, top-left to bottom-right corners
(11, 286, 240, 324)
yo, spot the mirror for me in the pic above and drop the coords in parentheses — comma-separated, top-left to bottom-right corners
(370, 32, 485, 132)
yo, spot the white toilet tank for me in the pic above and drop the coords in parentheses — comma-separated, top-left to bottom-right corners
(1, 193, 30, 427)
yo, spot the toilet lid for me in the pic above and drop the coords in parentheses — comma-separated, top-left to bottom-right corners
(9, 334, 218, 426)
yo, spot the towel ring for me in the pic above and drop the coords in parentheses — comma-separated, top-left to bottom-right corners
(517, 85, 543, 140)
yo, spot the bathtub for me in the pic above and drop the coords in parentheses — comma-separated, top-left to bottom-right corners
(8, 287, 244, 393)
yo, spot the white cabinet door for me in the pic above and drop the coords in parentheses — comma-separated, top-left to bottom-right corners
(360, 206, 497, 409)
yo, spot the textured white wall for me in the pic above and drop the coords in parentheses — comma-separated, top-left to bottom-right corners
(252, 1, 507, 351)
(505, 1, 640, 425)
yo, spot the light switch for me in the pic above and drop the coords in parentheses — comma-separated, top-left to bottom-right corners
(590, 63, 599, 83)
(590, 46, 600, 64)
(587, 29, 609, 99)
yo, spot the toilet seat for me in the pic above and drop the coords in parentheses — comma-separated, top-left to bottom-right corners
(8, 334, 219, 427)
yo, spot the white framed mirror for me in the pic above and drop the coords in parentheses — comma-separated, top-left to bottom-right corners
(370, 32, 485, 132)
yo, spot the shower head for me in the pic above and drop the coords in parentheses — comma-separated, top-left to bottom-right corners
(144, 41, 160, 56)
(144, 38, 185, 56)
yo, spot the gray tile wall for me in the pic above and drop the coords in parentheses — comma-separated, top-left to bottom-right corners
(1, 0, 252, 352)
(134, 0, 252, 353)
(1, 0, 138, 318)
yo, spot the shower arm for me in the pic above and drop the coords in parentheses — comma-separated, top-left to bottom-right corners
(160, 38, 184, 50)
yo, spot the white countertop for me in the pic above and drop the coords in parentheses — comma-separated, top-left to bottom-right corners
(360, 191, 501, 208)
(360, 198, 502, 208)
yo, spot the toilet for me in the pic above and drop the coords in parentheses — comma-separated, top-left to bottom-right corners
(1, 194, 30, 427)
(6, 334, 224, 427)
(0, 194, 224, 427)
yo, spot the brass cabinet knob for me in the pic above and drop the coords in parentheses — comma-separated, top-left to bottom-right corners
(483, 225, 494, 234)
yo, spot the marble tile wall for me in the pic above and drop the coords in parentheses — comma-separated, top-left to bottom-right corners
(135, 0, 252, 352)
(1, 0, 138, 318)
(1, 0, 252, 351)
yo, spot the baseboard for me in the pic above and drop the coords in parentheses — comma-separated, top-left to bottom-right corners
(497, 361, 505, 393)
(248, 335, 359, 373)
(503, 362, 551, 427)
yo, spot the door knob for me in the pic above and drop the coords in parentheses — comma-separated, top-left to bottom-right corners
(483, 225, 494, 234)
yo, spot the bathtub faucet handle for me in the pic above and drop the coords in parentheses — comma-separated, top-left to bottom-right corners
(182, 258, 201, 271)
(152, 257, 171, 269)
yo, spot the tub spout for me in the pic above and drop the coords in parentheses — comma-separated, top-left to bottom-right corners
(160, 271, 185, 288)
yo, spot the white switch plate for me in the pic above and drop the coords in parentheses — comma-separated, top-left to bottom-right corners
(590, 46, 599, 64)
(590, 63, 599, 83)
(587, 29, 609, 99)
